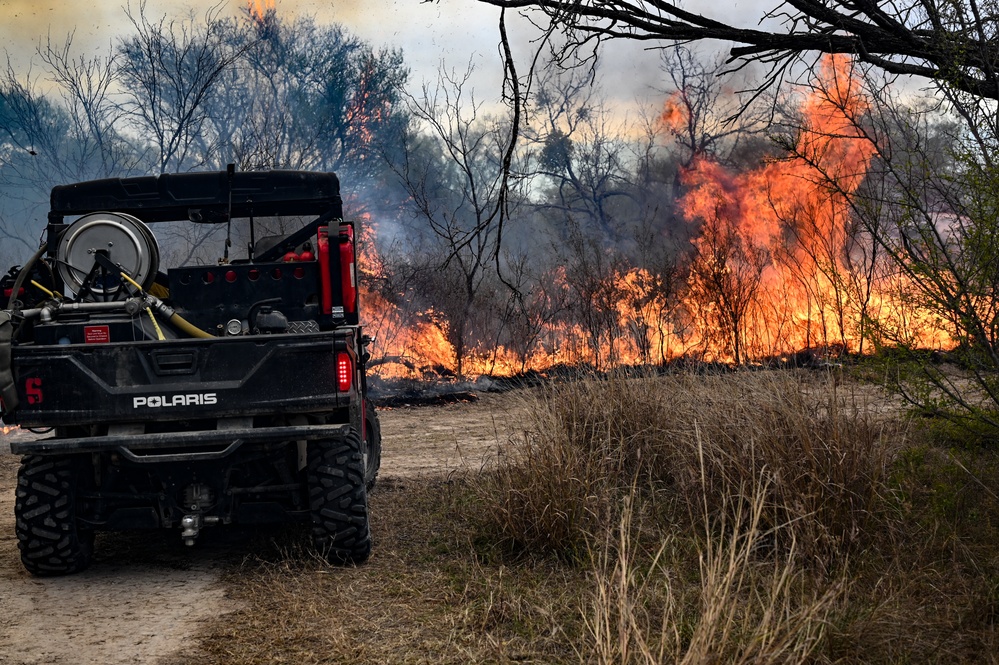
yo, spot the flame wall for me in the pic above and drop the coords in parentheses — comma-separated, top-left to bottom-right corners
(359, 55, 952, 378)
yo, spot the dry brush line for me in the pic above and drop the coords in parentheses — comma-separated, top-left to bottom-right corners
(481, 370, 903, 570)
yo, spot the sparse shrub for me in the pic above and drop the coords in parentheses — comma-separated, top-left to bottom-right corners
(474, 369, 907, 662)
(478, 374, 680, 560)
(673, 371, 901, 570)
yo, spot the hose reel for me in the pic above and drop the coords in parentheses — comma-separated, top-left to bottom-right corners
(56, 212, 159, 300)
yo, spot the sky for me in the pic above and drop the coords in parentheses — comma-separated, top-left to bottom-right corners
(0, 0, 747, 110)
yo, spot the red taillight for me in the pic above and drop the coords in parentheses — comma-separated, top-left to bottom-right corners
(336, 352, 352, 392)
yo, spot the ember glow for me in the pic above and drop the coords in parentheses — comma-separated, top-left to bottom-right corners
(360, 55, 951, 379)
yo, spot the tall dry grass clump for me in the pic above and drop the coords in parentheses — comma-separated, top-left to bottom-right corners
(477, 369, 904, 661)
(483, 370, 901, 570)
(586, 486, 843, 665)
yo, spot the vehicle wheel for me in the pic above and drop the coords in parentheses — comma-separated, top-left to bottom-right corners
(306, 427, 371, 564)
(363, 398, 382, 493)
(15, 455, 94, 576)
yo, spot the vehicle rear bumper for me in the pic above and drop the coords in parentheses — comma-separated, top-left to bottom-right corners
(11, 423, 348, 458)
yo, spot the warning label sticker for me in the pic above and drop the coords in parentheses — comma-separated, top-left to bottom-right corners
(84, 325, 111, 344)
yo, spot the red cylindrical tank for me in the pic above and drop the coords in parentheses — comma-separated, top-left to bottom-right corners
(317, 227, 332, 315)
(339, 223, 357, 315)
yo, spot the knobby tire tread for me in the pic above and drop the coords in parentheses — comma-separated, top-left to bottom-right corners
(307, 428, 371, 565)
(15, 455, 94, 576)
(364, 397, 382, 492)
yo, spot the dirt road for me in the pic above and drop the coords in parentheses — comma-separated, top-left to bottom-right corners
(0, 392, 525, 665)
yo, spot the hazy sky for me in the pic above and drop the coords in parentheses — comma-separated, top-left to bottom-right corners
(0, 0, 737, 108)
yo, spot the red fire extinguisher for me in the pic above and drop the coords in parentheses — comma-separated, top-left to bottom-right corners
(317, 227, 333, 315)
(339, 223, 357, 315)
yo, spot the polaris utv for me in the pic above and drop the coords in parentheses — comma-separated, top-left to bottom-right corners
(0, 168, 381, 576)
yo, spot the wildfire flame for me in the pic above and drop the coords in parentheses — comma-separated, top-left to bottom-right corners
(358, 55, 951, 379)
(247, 0, 276, 24)
(660, 92, 688, 134)
(678, 55, 949, 361)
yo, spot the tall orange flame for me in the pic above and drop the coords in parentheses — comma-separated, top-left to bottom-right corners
(677, 55, 949, 362)
(247, 0, 276, 23)
(660, 91, 688, 134)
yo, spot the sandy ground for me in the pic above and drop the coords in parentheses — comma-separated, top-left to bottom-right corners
(0, 391, 527, 665)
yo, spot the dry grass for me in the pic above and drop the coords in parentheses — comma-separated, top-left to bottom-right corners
(586, 488, 842, 665)
(475, 369, 998, 663)
(480, 370, 899, 570)
(184, 477, 588, 665)
(180, 370, 999, 664)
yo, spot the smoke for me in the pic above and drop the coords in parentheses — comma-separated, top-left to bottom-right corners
(0, 1, 156, 66)
(0, 0, 665, 117)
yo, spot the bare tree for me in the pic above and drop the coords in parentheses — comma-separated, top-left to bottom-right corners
(851, 86, 999, 427)
(841, 211, 889, 356)
(527, 67, 640, 241)
(658, 46, 769, 199)
(763, 59, 876, 353)
(633, 241, 688, 363)
(684, 183, 770, 364)
(494, 248, 570, 372)
(117, 1, 246, 173)
(769, 186, 855, 352)
(36, 35, 135, 178)
(559, 222, 633, 368)
(389, 64, 517, 378)
(0, 35, 139, 261)
(0, 70, 65, 256)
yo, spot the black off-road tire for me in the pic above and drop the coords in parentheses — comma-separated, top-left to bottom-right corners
(15, 455, 94, 576)
(363, 398, 382, 492)
(307, 427, 371, 564)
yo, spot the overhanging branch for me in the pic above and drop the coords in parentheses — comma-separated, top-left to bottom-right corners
(467, 0, 999, 100)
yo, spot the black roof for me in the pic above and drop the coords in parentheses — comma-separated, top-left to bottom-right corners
(49, 170, 342, 223)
